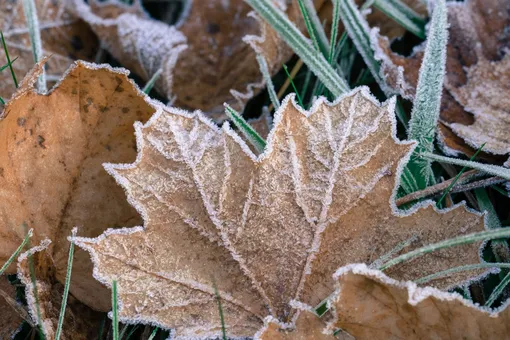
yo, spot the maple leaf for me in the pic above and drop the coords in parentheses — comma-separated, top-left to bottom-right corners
(0, 0, 97, 100)
(72, 64, 486, 338)
(373, 0, 510, 163)
(328, 263, 510, 339)
(0, 60, 155, 311)
(73, 0, 308, 118)
(17, 240, 103, 340)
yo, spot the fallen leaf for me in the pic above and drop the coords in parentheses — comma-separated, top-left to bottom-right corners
(373, 0, 510, 162)
(72, 69, 485, 338)
(17, 240, 103, 340)
(254, 303, 334, 340)
(73, 0, 309, 118)
(0, 0, 98, 101)
(0, 60, 154, 312)
(0, 276, 25, 338)
(329, 263, 510, 339)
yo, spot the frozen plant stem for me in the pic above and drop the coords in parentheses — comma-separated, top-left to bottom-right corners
(22, 0, 46, 92)
(379, 228, 510, 271)
(112, 280, 119, 340)
(404, 0, 448, 192)
(256, 54, 279, 110)
(1, 31, 18, 88)
(224, 104, 266, 153)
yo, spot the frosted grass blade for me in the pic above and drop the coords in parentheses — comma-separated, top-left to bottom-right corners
(22, 0, 46, 92)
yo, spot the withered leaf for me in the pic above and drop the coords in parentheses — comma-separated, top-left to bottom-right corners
(374, 0, 510, 162)
(74, 0, 309, 117)
(255, 304, 334, 340)
(73, 66, 486, 338)
(0, 60, 154, 311)
(0, 0, 97, 101)
(330, 264, 510, 339)
(0, 276, 25, 338)
(18, 240, 103, 340)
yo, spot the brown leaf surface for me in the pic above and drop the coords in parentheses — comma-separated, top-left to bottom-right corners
(255, 305, 334, 340)
(0, 61, 154, 311)
(0, 0, 97, 101)
(17, 240, 103, 340)
(374, 0, 510, 161)
(73, 70, 485, 338)
(0, 276, 25, 338)
(330, 264, 510, 340)
(73, 0, 308, 118)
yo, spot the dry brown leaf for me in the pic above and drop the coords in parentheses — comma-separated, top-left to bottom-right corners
(254, 303, 334, 340)
(70, 66, 486, 337)
(0, 0, 97, 101)
(0, 60, 155, 312)
(17, 240, 103, 340)
(329, 263, 510, 340)
(73, 0, 309, 118)
(0, 276, 25, 338)
(373, 0, 510, 162)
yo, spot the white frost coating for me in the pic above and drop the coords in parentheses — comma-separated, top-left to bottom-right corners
(330, 263, 510, 318)
(73, 0, 187, 101)
(17, 239, 52, 337)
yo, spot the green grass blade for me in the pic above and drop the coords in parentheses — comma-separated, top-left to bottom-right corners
(54, 230, 76, 340)
(283, 64, 304, 107)
(213, 284, 227, 340)
(329, 0, 340, 64)
(302, 0, 330, 55)
(112, 280, 119, 340)
(256, 54, 280, 110)
(337, 0, 387, 92)
(0, 229, 32, 275)
(486, 271, 510, 307)
(422, 153, 510, 181)
(0, 97, 5, 105)
(436, 143, 485, 207)
(147, 327, 158, 340)
(373, 0, 426, 39)
(21, 0, 46, 92)
(224, 104, 266, 153)
(404, 0, 448, 192)
(476, 188, 510, 264)
(124, 325, 139, 340)
(0, 56, 19, 72)
(297, 0, 329, 57)
(98, 315, 106, 340)
(142, 69, 162, 94)
(1, 31, 18, 88)
(414, 263, 510, 285)
(246, 0, 349, 97)
(378, 228, 510, 271)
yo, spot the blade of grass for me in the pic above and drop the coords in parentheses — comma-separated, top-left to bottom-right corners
(422, 153, 510, 181)
(1, 31, 18, 88)
(142, 69, 162, 94)
(54, 230, 76, 340)
(124, 325, 139, 340)
(403, 0, 448, 193)
(246, 0, 349, 97)
(213, 283, 227, 340)
(302, 0, 330, 55)
(414, 263, 510, 285)
(147, 327, 158, 340)
(486, 271, 510, 307)
(0, 97, 5, 105)
(0, 229, 32, 275)
(224, 104, 266, 153)
(378, 228, 510, 271)
(0, 56, 19, 72)
(112, 280, 119, 340)
(370, 235, 418, 269)
(436, 143, 485, 207)
(21, 0, 46, 92)
(491, 185, 509, 198)
(373, 0, 426, 39)
(476, 188, 510, 265)
(256, 54, 279, 110)
(329, 0, 340, 64)
(297, 0, 328, 57)
(337, 0, 387, 91)
(283, 64, 304, 108)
